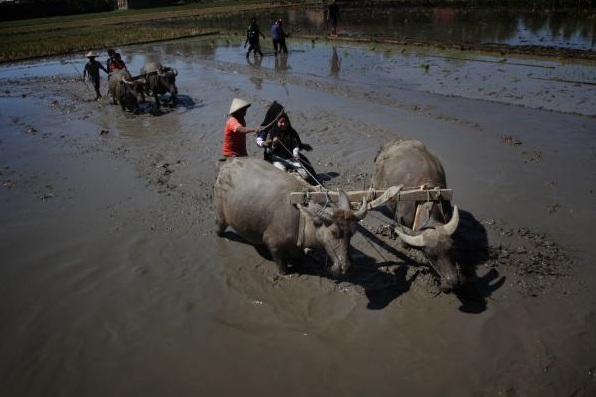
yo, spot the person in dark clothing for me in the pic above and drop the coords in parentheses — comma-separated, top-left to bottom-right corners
(327, 0, 340, 36)
(270, 19, 289, 56)
(258, 110, 317, 184)
(83, 51, 109, 100)
(260, 101, 285, 133)
(256, 100, 285, 160)
(245, 17, 266, 58)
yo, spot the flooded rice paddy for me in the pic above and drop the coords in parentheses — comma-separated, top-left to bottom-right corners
(1, 8, 596, 397)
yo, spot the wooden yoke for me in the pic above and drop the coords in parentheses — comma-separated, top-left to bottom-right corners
(289, 186, 452, 209)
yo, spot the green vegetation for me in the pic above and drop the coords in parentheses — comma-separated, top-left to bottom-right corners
(0, 1, 274, 63)
(1, 0, 593, 63)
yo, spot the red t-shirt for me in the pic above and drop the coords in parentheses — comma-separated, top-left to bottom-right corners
(222, 116, 247, 157)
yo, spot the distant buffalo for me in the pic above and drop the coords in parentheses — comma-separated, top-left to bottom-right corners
(107, 69, 145, 113)
(140, 62, 178, 109)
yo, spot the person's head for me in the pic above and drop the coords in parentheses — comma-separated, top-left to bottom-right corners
(107, 49, 116, 57)
(85, 51, 98, 59)
(250, 17, 256, 23)
(277, 19, 282, 25)
(277, 113, 290, 131)
(229, 98, 251, 118)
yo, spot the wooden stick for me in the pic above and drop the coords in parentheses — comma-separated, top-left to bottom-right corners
(289, 187, 452, 206)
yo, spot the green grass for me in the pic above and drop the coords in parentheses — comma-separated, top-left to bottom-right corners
(0, 1, 279, 63)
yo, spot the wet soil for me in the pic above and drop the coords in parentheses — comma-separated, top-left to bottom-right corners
(1, 36, 595, 397)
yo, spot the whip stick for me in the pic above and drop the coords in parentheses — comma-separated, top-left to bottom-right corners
(71, 61, 91, 91)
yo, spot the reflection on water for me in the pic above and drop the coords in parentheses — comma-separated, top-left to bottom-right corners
(329, 45, 341, 76)
(161, 6, 595, 52)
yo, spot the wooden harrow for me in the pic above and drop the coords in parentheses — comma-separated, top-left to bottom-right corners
(290, 185, 453, 232)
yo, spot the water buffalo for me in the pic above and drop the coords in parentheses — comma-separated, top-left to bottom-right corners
(214, 157, 367, 276)
(140, 62, 178, 109)
(107, 70, 145, 113)
(372, 139, 462, 292)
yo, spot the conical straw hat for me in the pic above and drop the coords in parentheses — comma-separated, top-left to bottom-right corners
(229, 98, 251, 115)
(85, 51, 98, 58)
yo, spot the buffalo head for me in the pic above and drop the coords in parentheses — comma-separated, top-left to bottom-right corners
(119, 76, 146, 112)
(395, 205, 461, 292)
(158, 66, 178, 96)
(298, 191, 367, 276)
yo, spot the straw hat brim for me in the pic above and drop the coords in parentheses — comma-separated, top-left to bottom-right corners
(85, 51, 98, 58)
(229, 98, 251, 115)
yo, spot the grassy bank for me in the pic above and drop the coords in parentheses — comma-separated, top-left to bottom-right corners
(0, 1, 284, 63)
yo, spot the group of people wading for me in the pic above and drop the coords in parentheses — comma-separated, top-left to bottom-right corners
(244, 17, 290, 58)
(222, 98, 317, 185)
(244, 1, 340, 59)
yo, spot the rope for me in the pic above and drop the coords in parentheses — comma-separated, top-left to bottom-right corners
(260, 102, 286, 131)
(271, 138, 326, 189)
(70, 61, 90, 92)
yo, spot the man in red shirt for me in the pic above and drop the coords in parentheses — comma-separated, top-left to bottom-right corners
(222, 98, 261, 157)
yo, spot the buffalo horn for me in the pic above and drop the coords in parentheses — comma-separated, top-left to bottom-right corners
(442, 205, 460, 236)
(338, 190, 350, 210)
(395, 227, 426, 247)
(353, 197, 368, 220)
(302, 203, 333, 223)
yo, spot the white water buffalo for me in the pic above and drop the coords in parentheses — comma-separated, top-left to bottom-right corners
(107, 70, 145, 113)
(140, 62, 178, 109)
(214, 157, 367, 276)
(372, 139, 462, 292)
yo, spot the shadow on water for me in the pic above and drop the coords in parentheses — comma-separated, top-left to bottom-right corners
(358, 207, 505, 312)
(454, 209, 506, 313)
(218, 228, 413, 309)
(139, 94, 198, 116)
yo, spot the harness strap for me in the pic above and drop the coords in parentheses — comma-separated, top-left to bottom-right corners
(366, 185, 403, 210)
(297, 209, 306, 248)
(413, 201, 434, 231)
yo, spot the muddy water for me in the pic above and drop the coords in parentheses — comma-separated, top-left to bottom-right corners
(1, 36, 596, 396)
(178, 6, 596, 51)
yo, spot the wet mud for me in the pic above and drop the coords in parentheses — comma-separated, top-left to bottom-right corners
(1, 36, 596, 396)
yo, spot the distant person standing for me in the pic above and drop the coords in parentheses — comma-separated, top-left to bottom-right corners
(83, 51, 109, 100)
(328, 0, 340, 36)
(271, 19, 289, 56)
(245, 17, 266, 58)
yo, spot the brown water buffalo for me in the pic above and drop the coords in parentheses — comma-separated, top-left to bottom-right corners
(372, 139, 462, 292)
(214, 157, 367, 276)
(107, 70, 145, 113)
(140, 62, 178, 109)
